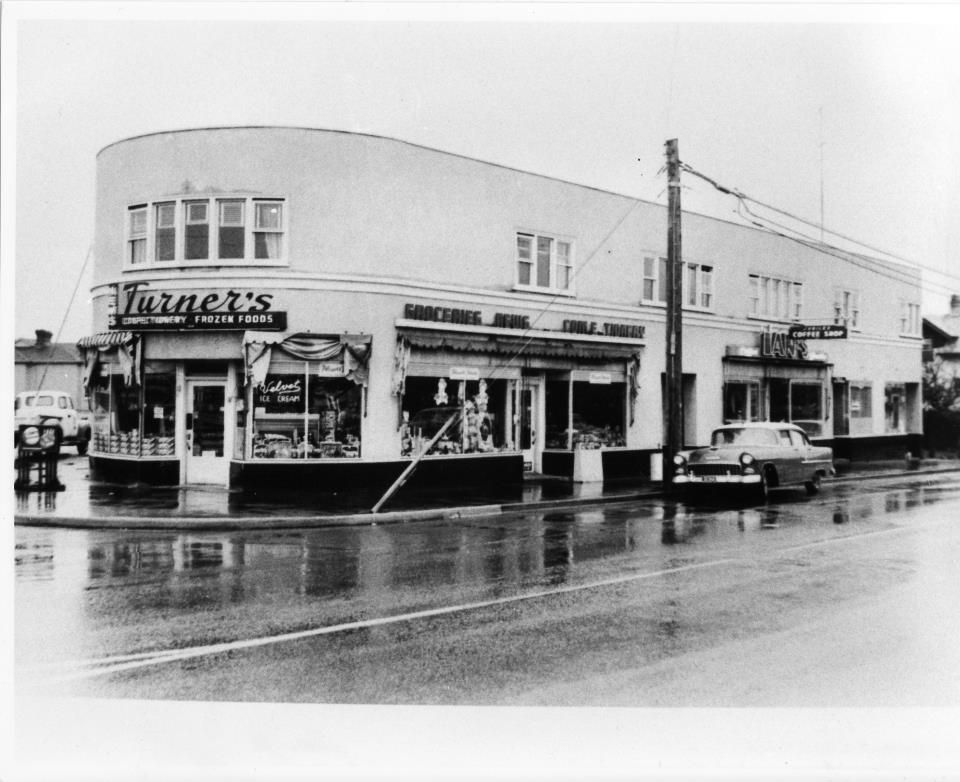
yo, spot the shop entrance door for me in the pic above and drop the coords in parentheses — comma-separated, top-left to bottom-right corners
(832, 381, 850, 436)
(518, 377, 543, 473)
(185, 381, 228, 485)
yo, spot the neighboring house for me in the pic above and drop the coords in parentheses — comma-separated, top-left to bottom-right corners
(15, 329, 88, 411)
(923, 296, 960, 378)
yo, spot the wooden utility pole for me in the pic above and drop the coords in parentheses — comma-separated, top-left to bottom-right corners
(663, 138, 683, 485)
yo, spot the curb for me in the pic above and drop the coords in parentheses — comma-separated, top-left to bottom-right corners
(13, 466, 960, 531)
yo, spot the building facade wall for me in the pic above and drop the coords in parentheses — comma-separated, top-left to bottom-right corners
(87, 127, 924, 488)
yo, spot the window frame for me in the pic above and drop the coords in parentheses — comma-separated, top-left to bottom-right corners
(642, 256, 714, 310)
(833, 287, 861, 331)
(513, 230, 576, 295)
(899, 300, 921, 337)
(123, 195, 288, 269)
(748, 273, 803, 322)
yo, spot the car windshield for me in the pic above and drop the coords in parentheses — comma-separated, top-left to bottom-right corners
(711, 428, 779, 447)
(36, 395, 55, 407)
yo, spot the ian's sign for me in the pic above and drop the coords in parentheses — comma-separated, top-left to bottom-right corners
(760, 331, 809, 360)
(788, 324, 848, 340)
(110, 282, 286, 331)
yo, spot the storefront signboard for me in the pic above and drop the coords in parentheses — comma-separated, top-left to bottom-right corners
(449, 367, 481, 381)
(788, 325, 848, 340)
(760, 331, 809, 360)
(110, 282, 286, 331)
(588, 371, 612, 385)
(403, 303, 645, 340)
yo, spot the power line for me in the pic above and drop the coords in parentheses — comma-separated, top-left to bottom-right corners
(680, 161, 960, 289)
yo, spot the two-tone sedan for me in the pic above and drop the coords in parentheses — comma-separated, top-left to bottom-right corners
(672, 422, 835, 500)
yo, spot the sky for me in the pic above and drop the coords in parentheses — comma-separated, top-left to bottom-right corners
(4, 3, 960, 346)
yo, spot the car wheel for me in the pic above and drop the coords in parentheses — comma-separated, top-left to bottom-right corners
(76, 440, 89, 456)
(805, 473, 822, 496)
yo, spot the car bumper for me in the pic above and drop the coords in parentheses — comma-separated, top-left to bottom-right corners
(673, 474, 761, 485)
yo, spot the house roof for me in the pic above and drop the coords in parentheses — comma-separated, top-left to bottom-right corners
(14, 342, 83, 365)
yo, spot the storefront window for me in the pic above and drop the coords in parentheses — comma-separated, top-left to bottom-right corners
(252, 373, 361, 459)
(571, 381, 625, 449)
(90, 369, 178, 457)
(400, 377, 513, 457)
(885, 384, 906, 433)
(724, 381, 760, 422)
(850, 383, 873, 418)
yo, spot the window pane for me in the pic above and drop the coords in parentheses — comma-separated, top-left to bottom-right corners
(687, 264, 698, 306)
(129, 238, 146, 264)
(186, 202, 208, 224)
(155, 203, 175, 261)
(185, 223, 209, 260)
(518, 261, 531, 285)
(129, 209, 147, 235)
(219, 226, 245, 259)
(791, 383, 822, 421)
(220, 200, 244, 226)
(572, 381, 625, 448)
(517, 234, 532, 260)
(657, 257, 668, 302)
(255, 232, 282, 259)
(255, 202, 282, 230)
(701, 267, 713, 308)
(536, 236, 552, 288)
(643, 279, 655, 301)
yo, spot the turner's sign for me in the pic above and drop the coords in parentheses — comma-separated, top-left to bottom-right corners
(109, 282, 286, 331)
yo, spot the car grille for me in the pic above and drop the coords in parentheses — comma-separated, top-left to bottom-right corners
(688, 464, 741, 477)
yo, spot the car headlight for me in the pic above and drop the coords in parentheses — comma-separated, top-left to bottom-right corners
(20, 426, 40, 446)
(739, 452, 755, 465)
(673, 454, 686, 466)
(739, 452, 757, 474)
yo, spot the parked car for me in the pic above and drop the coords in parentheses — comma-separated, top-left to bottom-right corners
(14, 390, 91, 455)
(672, 422, 834, 500)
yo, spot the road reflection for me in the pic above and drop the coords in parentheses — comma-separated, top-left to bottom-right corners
(15, 477, 960, 633)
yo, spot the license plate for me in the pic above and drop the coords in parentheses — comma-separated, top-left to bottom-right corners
(702, 475, 717, 482)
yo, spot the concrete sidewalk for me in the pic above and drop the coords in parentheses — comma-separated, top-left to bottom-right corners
(12, 452, 960, 530)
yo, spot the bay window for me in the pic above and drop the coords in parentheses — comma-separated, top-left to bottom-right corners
(125, 195, 285, 266)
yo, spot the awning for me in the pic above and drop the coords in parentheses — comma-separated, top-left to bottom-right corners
(77, 331, 136, 348)
(242, 331, 372, 386)
(77, 331, 141, 388)
(399, 329, 640, 362)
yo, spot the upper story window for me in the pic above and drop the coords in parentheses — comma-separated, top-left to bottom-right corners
(833, 288, 861, 330)
(516, 232, 573, 294)
(642, 256, 667, 304)
(127, 206, 147, 264)
(749, 274, 803, 321)
(642, 256, 714, 310)
(125, 196, 286, 268)
(900, 301, 921, 336)
(686, 263, 713, 310)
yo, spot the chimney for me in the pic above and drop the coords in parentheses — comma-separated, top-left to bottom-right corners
(35, 329, 52, 346)
(952, 295, 960, 316)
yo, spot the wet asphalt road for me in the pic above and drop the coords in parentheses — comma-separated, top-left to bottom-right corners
(14, 472, 960, 707)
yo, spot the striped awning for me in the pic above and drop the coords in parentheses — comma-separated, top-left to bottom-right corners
(399, 328, 639, 362)
(77, 331, 136, 348)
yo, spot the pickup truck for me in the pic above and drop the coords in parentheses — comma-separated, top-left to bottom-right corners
(14, 390, 92, 455)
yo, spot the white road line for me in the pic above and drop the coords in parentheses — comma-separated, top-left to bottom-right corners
(25, 522, 923, 685)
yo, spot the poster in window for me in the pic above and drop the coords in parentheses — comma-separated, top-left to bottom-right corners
(254, 374, 304, 413)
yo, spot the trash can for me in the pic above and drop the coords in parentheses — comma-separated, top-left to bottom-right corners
(573, 445, 604, 483)
(649, 451, 663, 482)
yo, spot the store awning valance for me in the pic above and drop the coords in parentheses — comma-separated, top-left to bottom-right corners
(398, 329, 640, 362)
(77, 332, 141, 389)
(77, 331, 136, 348)
(243, 331, 372, 386)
